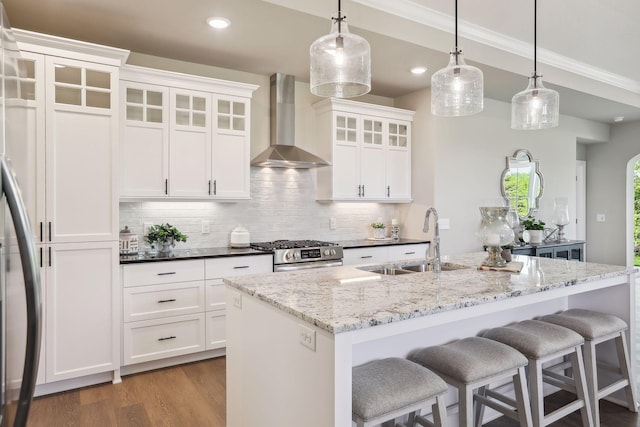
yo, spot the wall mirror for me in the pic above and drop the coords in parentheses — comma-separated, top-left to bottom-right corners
(500, 149, 544, 218)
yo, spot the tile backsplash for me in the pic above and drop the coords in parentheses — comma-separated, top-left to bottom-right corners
(120, 168, 397, 249)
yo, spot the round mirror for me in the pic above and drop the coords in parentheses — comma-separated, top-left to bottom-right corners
(500, 149, 544, 218)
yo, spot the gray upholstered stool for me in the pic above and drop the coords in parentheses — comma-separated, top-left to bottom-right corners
(352, 357, 448, 427)
(408, 337, 532, 427)
(482, 319, 593, 427)
(540, 309, 638, 427)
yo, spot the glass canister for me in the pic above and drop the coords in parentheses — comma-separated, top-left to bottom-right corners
(478, 206, 515, 267)
(119, 226, 139, 255)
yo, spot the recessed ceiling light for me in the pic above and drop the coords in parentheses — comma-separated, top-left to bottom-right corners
(410, 66, 427, 75)
(207, 17, 231, 29)
(613, 116, 624, 122)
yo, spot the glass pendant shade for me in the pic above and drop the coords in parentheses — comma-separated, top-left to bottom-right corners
(310, 18, 371, 98)
(511, 75, 559, 129)
(431, 50, 484, 117)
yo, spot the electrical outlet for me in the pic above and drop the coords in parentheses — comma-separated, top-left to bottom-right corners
(596, 214, 606, 222)
(202, 220, 210, 234)
(232, 292, 242, 309)
(330, 217, 336, 230)
(298, 324, 316, 351)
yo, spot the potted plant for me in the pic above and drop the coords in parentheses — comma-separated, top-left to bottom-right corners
(371, 221, 386, 239)
(145, 223, 188, 253)
(522, 216, 545, 245)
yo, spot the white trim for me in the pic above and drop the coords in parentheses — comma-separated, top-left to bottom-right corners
(120, 65, 259, 98)
(13, 29, 130, 67)
(352, 0, 640, 95)
(312, 98, 415, 120)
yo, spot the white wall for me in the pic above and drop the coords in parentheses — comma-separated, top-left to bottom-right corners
(585, 121, 640, 265)
(394, 91, 608, 257)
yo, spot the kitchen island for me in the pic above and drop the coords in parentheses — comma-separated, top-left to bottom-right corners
(224, 253, 637, 426)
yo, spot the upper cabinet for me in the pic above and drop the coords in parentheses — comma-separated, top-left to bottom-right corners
(313, 99, 414, 203)
(119, 66, 257, 200)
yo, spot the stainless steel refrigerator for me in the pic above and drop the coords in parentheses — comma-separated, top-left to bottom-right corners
(0, 2, 42, 426)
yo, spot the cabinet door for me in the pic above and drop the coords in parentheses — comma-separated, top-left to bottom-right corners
(343, 247, 388, 266)
(45, 57, 118, 243)
(332, 113, 360, 199)
(360, 117, 385, 199)
(169, 89, 211, 197)
(7, 53, 46, 243)
(120, 82, 169, 197)
(385, 121, 411, 201)
(45, 241, 118, 382)
(212, 96, 250, 199)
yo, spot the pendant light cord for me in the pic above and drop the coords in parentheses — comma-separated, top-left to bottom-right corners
(336, 0, 343, 33)
(533, 0, 537, 76)
(455, 0, 458, 50)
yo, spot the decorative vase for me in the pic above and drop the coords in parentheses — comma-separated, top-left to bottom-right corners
(478, 207, 515, 267)
(373, 228, 386, 239)
(159, 241, 173, 254)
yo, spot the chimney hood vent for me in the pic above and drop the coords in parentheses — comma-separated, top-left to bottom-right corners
(251, 73, 330, 169)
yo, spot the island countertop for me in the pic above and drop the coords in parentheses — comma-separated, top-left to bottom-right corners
(223, 253, 635, 335)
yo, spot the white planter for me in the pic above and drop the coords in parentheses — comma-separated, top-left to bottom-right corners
(373, 228, 386, 239)
(523, 230, 544, 245)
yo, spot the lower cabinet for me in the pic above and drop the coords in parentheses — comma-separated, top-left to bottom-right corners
(121, 254, 272, 366)
(343, 243, 428, 266)
(511, 241, 585, 261)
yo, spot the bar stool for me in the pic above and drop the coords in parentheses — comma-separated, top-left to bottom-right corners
(482, 319, 593, 427)
(408, 337, 533, 427)
(540, 309, 638, 426)
(352, 357, 448, 427)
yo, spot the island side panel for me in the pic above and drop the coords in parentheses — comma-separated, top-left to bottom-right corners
(226, 286, 343, 427)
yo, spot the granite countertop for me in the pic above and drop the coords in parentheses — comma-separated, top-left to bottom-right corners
(120, 247, 270, 264)
(223, 253, 634, 335)
(120, 238, 429, 264)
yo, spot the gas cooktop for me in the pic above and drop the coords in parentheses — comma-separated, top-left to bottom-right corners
(250, 240, 339, 252)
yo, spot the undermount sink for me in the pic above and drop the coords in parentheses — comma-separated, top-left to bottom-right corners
(366, 267, 414, 275)
(358, 261, 470, 275)
(400, 262, 470, 272)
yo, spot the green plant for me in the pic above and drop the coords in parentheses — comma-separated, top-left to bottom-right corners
(522, 216, 545, 231)
(371, 221, 385, 229)
(145, 223, 188, 248)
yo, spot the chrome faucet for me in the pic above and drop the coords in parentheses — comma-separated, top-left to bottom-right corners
(424, 207, 441, 274)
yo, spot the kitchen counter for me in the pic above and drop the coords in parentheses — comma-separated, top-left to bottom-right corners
(119, 238, 428, 264)
(225, 254, 637, 426)
(119, 246, 267, 264)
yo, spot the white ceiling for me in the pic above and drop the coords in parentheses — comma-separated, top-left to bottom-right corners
(4, 0, 640, 124)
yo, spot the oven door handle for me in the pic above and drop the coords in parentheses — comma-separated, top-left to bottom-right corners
(275, 260, 343, 272)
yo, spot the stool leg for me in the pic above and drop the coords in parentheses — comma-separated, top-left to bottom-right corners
(529, 360, 544, 427)
(583, 340, 599, 427)
(408, 410, 418, 427)
(433, 395, 448, 427)
(459, 384, 474, 427)
(616, 332, 639, 412)
(513, 366, 533, 427)
(474, 386, 486, 427)
(569, 348, 594, 427)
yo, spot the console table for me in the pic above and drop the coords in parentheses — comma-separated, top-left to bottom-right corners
(511, 240, 585, 261)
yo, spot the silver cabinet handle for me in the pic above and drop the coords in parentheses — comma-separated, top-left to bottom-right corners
(360, 255, 373, 259)
(157, 272, 176, 276)
(233, 266, 250, 269)
(387, 186, 390, 197)
(158, 336, 176, 341)
(158, 299, 176, 303)
(405, 251, 416, 255)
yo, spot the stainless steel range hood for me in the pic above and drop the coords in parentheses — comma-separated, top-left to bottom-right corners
(251, 73, 330, 168)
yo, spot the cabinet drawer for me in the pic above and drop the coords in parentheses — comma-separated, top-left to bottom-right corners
(206, 310, 226, 350)
(122, 259, 204, 287)
(206, 279, 226, 311)
(387, 244, 428, 261)
(342, 247, 387, 266)
(123, 281, 205, 322)
(205, 255, 272, 279)
(123, 313, 205, 365)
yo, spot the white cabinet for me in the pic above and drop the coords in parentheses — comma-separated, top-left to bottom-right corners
(314, 99, 414, 202)
(204, 255, 272, 350)
(44, 242, 119, 382)
(13, 30, 127, 389)
(119, 66, 256, 200)
(343, 243, 428, 266)
(121, 254, 272, 365)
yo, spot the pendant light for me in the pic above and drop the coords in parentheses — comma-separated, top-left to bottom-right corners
(511, 0, 559, 130)
(431, 0, 483, 117)
(309, 0, 371, 98)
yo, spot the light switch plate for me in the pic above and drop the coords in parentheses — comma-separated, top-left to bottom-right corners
(596, 214, 606, 222)
(439, 218, 450, 229)
(232, 292, 242, 309)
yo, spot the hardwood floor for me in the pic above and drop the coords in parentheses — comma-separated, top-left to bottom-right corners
(27, 357, 226, 427)
(26, 356, 640, 426)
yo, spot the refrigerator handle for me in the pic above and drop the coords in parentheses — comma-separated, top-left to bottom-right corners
(1, 159, 42, 427)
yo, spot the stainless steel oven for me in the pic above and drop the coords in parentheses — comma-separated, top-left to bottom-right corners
(250, 240, 343, 272)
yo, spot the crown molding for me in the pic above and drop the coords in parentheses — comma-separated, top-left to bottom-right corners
(352, 0, 640, 94)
